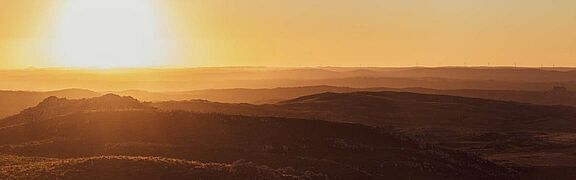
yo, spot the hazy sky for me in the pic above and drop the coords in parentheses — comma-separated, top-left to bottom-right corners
(1, 0, 576, 68)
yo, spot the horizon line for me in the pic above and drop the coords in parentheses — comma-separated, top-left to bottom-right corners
(0, 65, 573, 71)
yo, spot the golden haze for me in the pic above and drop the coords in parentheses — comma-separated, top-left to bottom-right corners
(1, 0, 576, 68)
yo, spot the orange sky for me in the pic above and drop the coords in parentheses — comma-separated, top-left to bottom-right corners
(1, 0, 576, 68)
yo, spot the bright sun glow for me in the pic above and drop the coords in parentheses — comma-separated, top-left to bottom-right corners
(50, 0, 172, 68)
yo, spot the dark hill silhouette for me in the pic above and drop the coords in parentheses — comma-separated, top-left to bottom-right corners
(154, 91, 576, 132)
(0, 98, 515, 179)
(0, 88, 100, 118)
(276, 91, 576, 130)
(393, 87, 576, 107)
(0, 94, 153, 127)
(115, 86, 576, 106)
(151, 91, 576, 176)
(114, 86, 361, 104)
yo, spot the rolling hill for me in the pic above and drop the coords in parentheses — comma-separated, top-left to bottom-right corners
(0, 94, 153, 127)
(0, 89, 100, 118)
(154, 91, 576, 132)
(152, 91, 576, 173)
(0, 95, 516, 180)
(0, 155, 309, 180)
(116, 86, 576, 106)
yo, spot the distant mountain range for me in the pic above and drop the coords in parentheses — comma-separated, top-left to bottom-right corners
(5, 67, 576, 91)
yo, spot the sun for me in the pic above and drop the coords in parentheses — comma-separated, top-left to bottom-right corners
(50, 0, 172, 68)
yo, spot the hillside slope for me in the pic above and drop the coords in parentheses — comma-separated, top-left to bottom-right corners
(154, 91, 576, 132)
(0, 155, 308, 180)
(0, 95, 515, 180)
(152, 91, 576, 171)
(277, 91, 576, 130)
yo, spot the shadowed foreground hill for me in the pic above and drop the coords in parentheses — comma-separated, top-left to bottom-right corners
(0, 95, 515, 180)
(0, 155, 306, 180)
